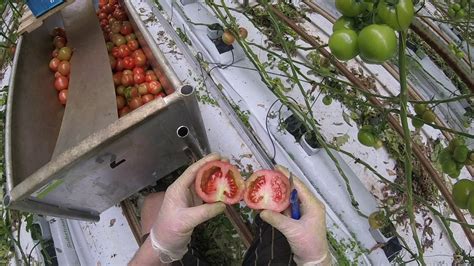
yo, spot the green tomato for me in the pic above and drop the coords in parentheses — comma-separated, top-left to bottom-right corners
(453, 145, 469, 163)
(329, 29, 359, 61)
(411, 117, 424, 128)
(422, 110, 436, 124)
(448, 138, 465, 152)
(322, 95, 333, 105)
(455, 50, 465, 58)
(414, 103, 427, 115)
(358, 24, 397, 64)
(376, 0, 414, 31)
(452, 3, 461, 12)
(358, 130, 376, 147)
(468, 193, 474, 215)
(441, 158, 457, 175)
(449, 168, 461, 179)
(333, 16, 356, 31)
(452, 179, 474, 209)
(438, 148, 452, 164)
(368, 211, 386, 229)
(448, 7, 456, 18)
(455, 9, 466, 19)
(335, 0, 366, 17)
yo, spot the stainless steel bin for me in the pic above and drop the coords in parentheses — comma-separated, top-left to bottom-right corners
(4, 0, 209, 221)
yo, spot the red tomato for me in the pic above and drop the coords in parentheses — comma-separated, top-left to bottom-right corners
(121, 71, 134, 86)
(142, 94, 154, 104)
(147, 81, 162, 95)
(52, 48, 59, 58)
(54, 72, 64, 79)
(118, 44, 131, 58)
(54, 76, 69, 91)
(111, 47, 121, 58)
(120, 21, 133, 35)
(128, 97, 143, 110)
(116, 95, 126, 109)
(145, 70, 157, 82)
(98, 12, 107, 20)
(53, 36, 66, 49)
(195, 161, 245, 204)
(128, 86, 139, 98)
(127, 40, 139, 51)
(137, 83, 148, 95)
(49, 58, 60, 72)
(243, 170, 290, 212)
(58, 90, 68, 105)
(118, 106, 130, 117)
(113, 9, 127, 21)
(100, 19, 108, 28)
(113, 72, 122, 86)
(116, 58, 124, 71)
(133, 51, 147, 67)
(58, 61, 71, 76)
(122, 56, 135, 69)
(133, 67, 145, 75)
(133, 73, 145, 84)
(103, 4, 114, 14)
(51, 27, 66, 39)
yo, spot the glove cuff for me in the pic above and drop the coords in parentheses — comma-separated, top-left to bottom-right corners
(149, 228, 189, 263)
(295, 251, 329, 265)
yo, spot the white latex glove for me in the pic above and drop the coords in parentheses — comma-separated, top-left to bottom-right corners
(150, 153, 226, 263)
(260, 166, 330, 265)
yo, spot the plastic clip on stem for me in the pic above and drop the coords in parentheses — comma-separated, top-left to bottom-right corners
(289, 172, 301, 220)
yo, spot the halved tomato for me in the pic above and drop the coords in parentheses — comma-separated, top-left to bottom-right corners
(195, 161, 244, 204)
(243, 170, 290, 212)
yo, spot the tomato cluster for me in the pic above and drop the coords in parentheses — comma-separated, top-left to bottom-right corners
(411, 103, 436, 128)
(195, 161, 291, 212)
(330, 0, 414, 64)
(438, 138, 473, 178)
(97, 0, 166, 117)
(48, 27, 72, 105)
(447, 0, 468, 19)
(221, 27, 248, 45)
(449, 42, 465, 59)
(357, 125, 383, 149)
(452, 179, 474, 215)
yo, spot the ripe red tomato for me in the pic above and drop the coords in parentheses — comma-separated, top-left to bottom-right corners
(58, 61, 71, 76)
(113, 9, 127, 21)
(134, 73, 145, 84)
(116, 95, 126, 109)
(142, 94, 154, 104)
(128, 96, 143, 110)
(98, 12, 108, 20)
(49, 58, 60, 72)
(133, 67, 145, 75)
(121, 71, 134, 86)
(147, 81, 162, 95)
(128, 86, 139, 98)
(122, 56, 135, 69)
(103, 4, 114, 14)
(111, 47, 120, 58)
(127, 40, 139, 51)
(54, 76, 69, 91)
(100, 19, 108, 28)
(109, 55, 116, 69)
(243, 170, 290, 212)
(118, 106, 130, 117)
(145, 70, 157, 82)
(116, 58, 124, 71)
(120, 21, 133, 35)
(113, 72, 122, 86)
(118, 44, 131, 58)
(137, 83, 148, 95)
(53, 36, 66, 49)
(195, 161, 245, 204)
(133, 50, 147, 67)
(58, 89, 68, 105)
(52, 48, 59, 58)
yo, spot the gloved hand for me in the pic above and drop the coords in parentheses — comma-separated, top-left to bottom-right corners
(260, 166, 330, 265)
(149, 153, 226, 263)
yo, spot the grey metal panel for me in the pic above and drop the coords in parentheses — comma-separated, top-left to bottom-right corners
(53, 0, 118, 158)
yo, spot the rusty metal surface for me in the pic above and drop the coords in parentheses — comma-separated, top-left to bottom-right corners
(53, 0, 118, 158)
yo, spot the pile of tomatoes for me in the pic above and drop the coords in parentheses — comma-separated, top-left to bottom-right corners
(48, 27, 72, 105)
(447, 0, 468, 19)
(329, 0, 414, 64)
(97, 0, 166, 117)
(452, 179, 474, 215)
(195, 160, 291, 212)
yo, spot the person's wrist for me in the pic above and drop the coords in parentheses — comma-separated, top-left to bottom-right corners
(149, 228, 188, 263)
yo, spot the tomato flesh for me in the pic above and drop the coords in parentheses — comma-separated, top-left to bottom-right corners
(195, 161, 244, 204)
(243, 170, 290, 212)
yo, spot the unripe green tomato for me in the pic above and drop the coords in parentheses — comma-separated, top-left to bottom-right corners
(452, 3, 461, 12)
(358, 130, 376, 147)
(453, 145, 469, 163)
(322, 95, 332, 105)
(376, 0, 414, 31)
(358, 24, 397, 64)
(333, 16, 356, 32)
(438, 148, 452, 164)
(414, 103, 427, 116)
(455, 9, 466, 19)
(422, 110, 436, 124)
(335, 0, 366, 17)
(448, 7, 456, 18)
(452, 179, 474, 209)
(329, 29, 359, 61)
(455, 50, 465, 58)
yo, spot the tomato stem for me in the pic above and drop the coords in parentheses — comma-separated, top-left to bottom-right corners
(398, 30, 425, 265)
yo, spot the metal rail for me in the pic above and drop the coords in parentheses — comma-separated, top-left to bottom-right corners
(268, 4, 474, 247)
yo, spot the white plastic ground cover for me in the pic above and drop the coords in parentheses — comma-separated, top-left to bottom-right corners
(152, 0, 472, 263)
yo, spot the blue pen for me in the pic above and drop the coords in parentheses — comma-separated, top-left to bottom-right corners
(289, 172, 301, 220)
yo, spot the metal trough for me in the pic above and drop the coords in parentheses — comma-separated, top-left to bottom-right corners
(4, 0, 209, 221)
